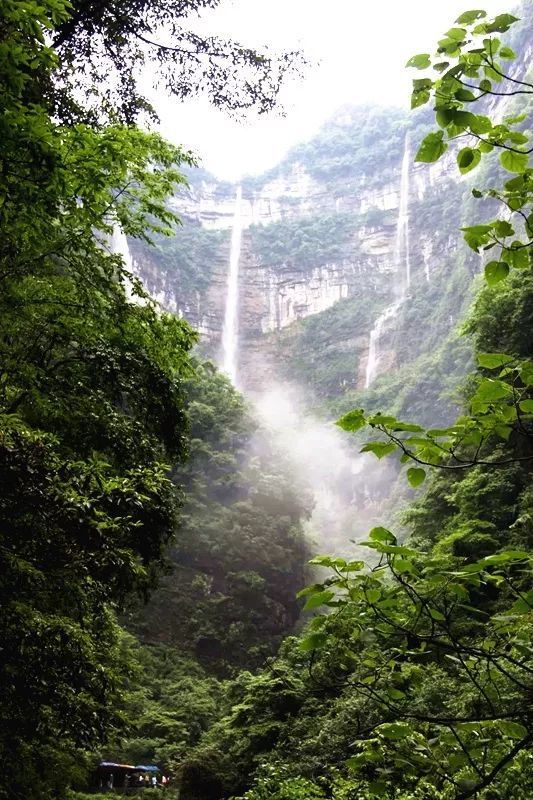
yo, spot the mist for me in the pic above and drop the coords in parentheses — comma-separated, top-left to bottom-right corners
(251, 383, 396, 555)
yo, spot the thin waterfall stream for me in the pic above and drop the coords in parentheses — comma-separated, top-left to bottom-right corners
(364, 133, 411, 388)
(221, 186, 243, 385)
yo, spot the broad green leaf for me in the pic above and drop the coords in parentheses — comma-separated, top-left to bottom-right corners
(303, 591, 335, 611)
(468, 114, 492, 134)
(474, 377, 512, 401)
(394, 558, 416, 574)
(345, 560, 365, 572)
(519, 400, 533, 412)
(360, 441, 397, 459)
(457, 147, 481, 174)
(445, 27, 467, 40)
(387, 687, 406, 700)
(455, 88, 476, 101)
(455, 10, 486, 24)
(378, 722, 411, 739)
(412, 88, 431, 109)
(407, 467, 426, 487)
(477, 352, 514, 368)
(499, 721, 528, 739)
(484, 260, 509, 285)
(406, 53, 431, 69)
(500, 150, 529, 173)
(415, 131, 448, 163)
(297, 583, 328, 598)
(337, 409, 366, 432)
(506, 244, 529, 270)
(499, 46, 516, 59)
(494, 219, 514, 237)
(369, 527, 396, 544)
(485, 13, 519, 33)
(309, 555, 337, 567)
(299, 632, 327, 651)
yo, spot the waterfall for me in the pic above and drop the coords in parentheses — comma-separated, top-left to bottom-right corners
(364, 300, 403, 388)
(110, 225, 134, 272)
(394, 131, 411, 293)
(221, 186, 243, 385)
(364, 133, 411, 388)
(423, 241, 431, 283)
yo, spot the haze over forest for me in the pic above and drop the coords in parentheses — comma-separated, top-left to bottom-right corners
(1, 3, 533, 800)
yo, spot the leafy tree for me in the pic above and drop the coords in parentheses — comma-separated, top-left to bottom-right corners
(49, 0, 305, 122)
(0, 2, 200, 796)
(130, 362, 312, 673)
(291, 8, 533, 800)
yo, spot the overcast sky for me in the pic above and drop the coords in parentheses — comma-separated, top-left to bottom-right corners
(151, 0, 505, 179)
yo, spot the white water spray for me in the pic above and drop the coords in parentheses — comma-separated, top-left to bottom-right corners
(365, 133, 411, 388)
(395, 132, 411, 292)
(110, 225, 134, 272)
(221, 186, 243, 385)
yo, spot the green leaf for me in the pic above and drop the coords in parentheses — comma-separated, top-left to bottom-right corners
(299, 632, 327, 652)
(494, 219, 514, 237)
(308, 555, 337, 567)
(387, 687, 406, 700)
(337, 409, 366, 433)
(303, 591, 335, 611)
(477, 352, 514, 368)
(455, 88, 476, 101)
(507, 244, 530, 270)
(474, 377, 512, 401)
(457, 147, 481, 174)
(360, 441, 397, 459)
(485, 260, 509, 285)
(519, 400, 533, 413)
(499, 46, 516, 59)
(411, 88, 431, 109)
(445, 27, 467, 41)
(378, 722, 411, 739)
(499, 721, 528, 739)
(485, 13, 519, 33)
(500, 150, 529, 173)
(406, 53, 431, 69)
(415, 131, 448, 163)
(369, 527, 396, 544)
(455, 10, 486, 25)
(345, 560, 365, 572)
(297, 583, 325, 598)
(407, 467, 426, 487)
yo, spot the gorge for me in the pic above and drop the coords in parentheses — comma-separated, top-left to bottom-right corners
(4, 2, 533, 798)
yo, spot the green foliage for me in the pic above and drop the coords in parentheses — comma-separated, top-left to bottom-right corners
(407, 8, 532, 284)
(50, 0, 305, 123)
(0, 2, 198, 796)
(250, 213, 363, 270)
(132, 221, 229, 303)
(130, 363, 312, 673)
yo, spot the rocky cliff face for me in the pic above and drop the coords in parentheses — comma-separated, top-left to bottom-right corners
(128, 104, 475, 399)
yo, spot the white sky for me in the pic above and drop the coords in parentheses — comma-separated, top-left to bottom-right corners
(151, 0, 505, 179)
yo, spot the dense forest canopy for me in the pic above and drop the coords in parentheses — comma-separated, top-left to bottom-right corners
(1, 2, 533, 800)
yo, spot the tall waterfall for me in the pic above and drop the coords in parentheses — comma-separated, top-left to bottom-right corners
(364, 133, 411, 388)
(221, 186, 243, 385)
(394, 131, 411, 292)
(110, 225, 134, 272)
